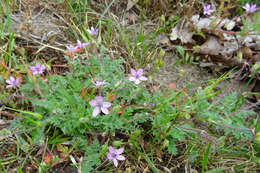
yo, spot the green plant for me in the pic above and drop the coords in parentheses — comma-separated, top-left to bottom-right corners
(175, 45, 199, 65)
(1, 48, 256, 171)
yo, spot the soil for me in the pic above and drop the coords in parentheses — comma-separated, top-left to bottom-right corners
(50, 164, 77, 173)
(151, 52, 250, 95)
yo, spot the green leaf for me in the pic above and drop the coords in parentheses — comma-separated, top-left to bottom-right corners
(206, 168, 222, 173)
(170, 128, 185, 141)
(201, 142, 212, 173)
(142, 153, 159, 173)
(176, 45, 185, 58)
(168, 138, 178, 155)
(81, 140, 101, 172)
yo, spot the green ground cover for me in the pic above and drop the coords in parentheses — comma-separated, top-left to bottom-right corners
(0, 0, 259, 172)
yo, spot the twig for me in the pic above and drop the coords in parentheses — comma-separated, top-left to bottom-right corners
(176, 126, 217, 145)
(9, 94, 37, 100)
(228, 101, 260, 117)
(209, 120, 253, 133)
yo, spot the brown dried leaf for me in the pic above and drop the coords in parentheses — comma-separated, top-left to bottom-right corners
(241, 46, 253, 59)
(126, 0, 139, 11)
(199, 36, 222, 56)
(126, 11, 138, 24)
(251, 54, 260, 63)
(170, 21, 194, 44)
(156, 34, 170, 46)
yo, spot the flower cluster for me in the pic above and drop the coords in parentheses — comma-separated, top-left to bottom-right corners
(65, 26, 98, 54)
(89, 68, 147, 117)
(87, 68, 147, 168)
(203, 3, 257, 16)
(6, 61, 46, 88)
(65, 26, 98, 57)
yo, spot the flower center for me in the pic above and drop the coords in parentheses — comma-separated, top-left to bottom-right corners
(111, 153, 117, 158)
(97, 101, 103, 107)
(35, 67, 41, 71)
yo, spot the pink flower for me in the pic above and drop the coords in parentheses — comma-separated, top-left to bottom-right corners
(30, 62, 45, 75)
(107, 146, 125, 167)
(66, 45, 77, 52)
(203, 4, 214, 15)
(243, 3, 257, 13)
(92, 80, 107, 87)
(129, 68, 147, 85)
(76, 40, 89, 48)
(87, 27, 98, 35)
(6, 76, 19, 88)
(89, 96, 111, 117)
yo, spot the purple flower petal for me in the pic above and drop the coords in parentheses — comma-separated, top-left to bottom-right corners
(116, 148, 124, 155)
(135, 79, 141, 85)
(102, 102, 111, 108)
(77, 40, 89, 48)
(96, 96, 103, 102)
(89, 99, 97, 107)
(41, 65, 46, 71)
(109, 146, 114, 153)
(35, 62, 40, 68)
(76, 40, 82, 47)
(137, 69, 143, 75)
(66, 45, 77, 52)
(107, 153, 113, 160)
(6, 79, 11, 85)
(92, 80, 106, 87)
(116, 155, 125, 161)
(6, 85, 12, 88)
(92, 107, 100, 117)
(113, 159, 118, 167)
(101, 107, 109, 114)
(250, 5, 257, 12)
(243, 3, 250, 10)
(129, 77, 136, 82)
(15, 77, 20, 84)
(140, 76, 147, 81)
(10, 76, 15, 82)
(30, 66, 35, 71)
(130, 69, 136, 76)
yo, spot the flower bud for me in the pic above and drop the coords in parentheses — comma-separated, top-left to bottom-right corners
(255, 132, 260, 144)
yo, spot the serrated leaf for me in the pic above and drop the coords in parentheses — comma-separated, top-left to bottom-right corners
(168, 139, 178, 155)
